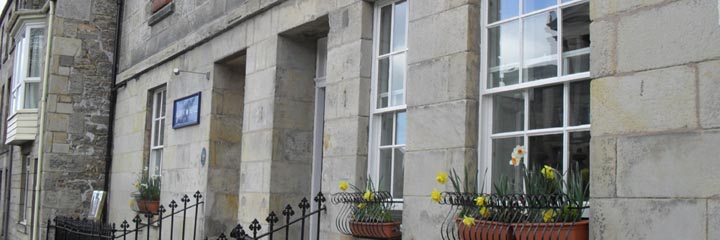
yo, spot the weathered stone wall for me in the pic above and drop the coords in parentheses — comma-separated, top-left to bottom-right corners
(589, 0, 720, 239)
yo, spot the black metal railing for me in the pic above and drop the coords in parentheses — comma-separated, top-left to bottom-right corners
(439, 192, 589, 240)
(331, 191, 402, 240)
(48, 191, 328, 240)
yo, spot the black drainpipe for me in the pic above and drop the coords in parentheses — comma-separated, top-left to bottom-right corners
(102, 0, 124, 223)
(3, 147, 12, 240)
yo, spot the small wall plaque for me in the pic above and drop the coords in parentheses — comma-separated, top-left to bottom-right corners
(173, 92, 201, 129)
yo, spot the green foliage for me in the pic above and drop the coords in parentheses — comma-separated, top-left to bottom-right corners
(347, 177, 393, 223)
(134, 173, 161, 201)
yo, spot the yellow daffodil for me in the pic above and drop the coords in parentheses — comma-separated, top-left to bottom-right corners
(339, 181, 349, 191)
(133, 181, 140, 188)
(509, 155, 521, 166)
(436, 172, 448, 184)
(357, 203, 366, 209)
(462, 215, 475, 227)
(542, 209, 557, 223)
(363, 190, 375, 201)
(480, 207, 491, 218)
(129, 200, 135, 208)
(474, 196, 488, 207)
(513, 145, 526, 158)
(431, 188, 442, 203)
(541, 165, 556, 180)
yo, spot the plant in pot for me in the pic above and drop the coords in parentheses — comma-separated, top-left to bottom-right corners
(133, 169, 161, 215)
(338, 178, 401, 239)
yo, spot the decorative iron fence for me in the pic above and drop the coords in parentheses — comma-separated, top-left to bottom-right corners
(47, 191, 327, 240)
(439, 192, 589, 240)
(331, 191, 402, 240)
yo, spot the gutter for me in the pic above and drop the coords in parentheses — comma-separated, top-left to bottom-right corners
(31, 0, 55, 239)
(102, 0, 125, 223)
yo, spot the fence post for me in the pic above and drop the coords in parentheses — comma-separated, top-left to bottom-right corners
(133, 215, 141, 240)
(282, 204, 294, 240)
(298, 198, 309, 240)
(158, 205, 166, 240)
(249, 219, 261, 239)
(313, 192, 326, 240)
(193, 191, 202, 240)
(181, 194, 190, 240)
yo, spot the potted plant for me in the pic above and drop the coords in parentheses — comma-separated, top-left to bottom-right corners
(133, 168, 161, 215)
(338, 178, 401, 239)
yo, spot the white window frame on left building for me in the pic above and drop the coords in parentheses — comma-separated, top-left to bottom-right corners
(9, 21, 44, 116)
(149, 87, 166, 179)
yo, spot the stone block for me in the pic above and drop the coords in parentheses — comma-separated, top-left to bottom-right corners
(591, 0, 680, 19)
(409, 0, 477, 21)
(240, 130, 273, 162)
(243, 97, 274, 132)
(407, 51, 478, 106)
(589, 136, 616, 198)
(273, 99, 315, 131)
(56, 0, 92, 21)
(275, 66, 316, 102)
(403, 148, 476, 197)
(589, 19, 616, 78)
(46, 113, 69, 132)
(591, 198, 705, 240)
(407, 5, 475, 64)
(244, 67, 276, 102)
(698, 60, 720, 129)
(709, 199, 720, 240)
(328, 1, 373, 49)
(616, 0, 720, 73)
(326, 39, 373, 83)
(320, 155, 367, 194)
(591, 65, 696, 136)
(52, 37, 83, 57)
(324, 77, 370, 120)
(407, 100, 477, 151)
(322, 117, 368, 158)
(617, 130, 720, 198)
(239, 160, 271, 193)
(401, 196, 448, 240)
(246, 37, 277, 74)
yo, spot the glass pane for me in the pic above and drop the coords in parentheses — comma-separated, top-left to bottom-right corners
(151, 149, 163, 176)
(569, 131, 590, 200)
(529, 84, 563, 129)
(161, 90, 166, 116)
(493, 90, 524, 133)
(379, 5, 392, 55)
(491, 137, 524, 194)
(159, 119, 165, 146)
(524, 0, 556, 13)
(488, 21, 520, 88)
(379, 148, 392, 192)
(395, 111, 406, 145)
(523, 11, 558, 82)
(154, 92, 162, 119)
(489, 0, 519, 23)
(27, 28, 44, 78)
(392, 148, 404, 198)
(392, 1, 407, 51)
(569, 80, 591, 126)
(528, 134, 563, 172)
(380, 113, 393, 146)
(390, 53, 405, 106)
(23, 82, 39, 109)
(153, 120, 160, 147)
(562, 3, 590, 75)
(377, 58, 389, 108)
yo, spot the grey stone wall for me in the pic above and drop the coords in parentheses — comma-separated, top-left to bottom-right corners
(589, 0, 720, 239)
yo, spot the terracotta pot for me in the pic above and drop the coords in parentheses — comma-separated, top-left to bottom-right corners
(136, 200, 160, 215)
(512, 220, 588, 240)
(151, 0, 172, 13)
(349, 221, 401, 239)
(455, 219, 513, 240)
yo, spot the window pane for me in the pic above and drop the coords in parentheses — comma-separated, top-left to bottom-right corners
(523, 11, 558, 82)
(524, 0, 556, 13)
(491, 137, 524, 194)
(150, 149, 163, 176)
(488, 21, 520, 88)
(392, 148, 404, 198)
(493, 90, 524, 133)
(379, 5, 392, 55)
(570, 80, 591, 126)
(159, 119, 165, 146)
(392, 1, 407, 51)
(153, 120, 160, 147)
(529, 84, 563, 129)
(489, 0, 519, 23)
(23, 82, 39, 109)
(379, 148, 392, 192)
(395, 111, 406, 145)
(562, 3, 590, 75)
(27, 28, 44, 78)
(380, 113, 393, 146)
(377, 58, 389, 108)
(528, 134, 563, 173)
(569, 131, 590, 201)
(160, 90, 166, 116)
(390, 53, 405, 106)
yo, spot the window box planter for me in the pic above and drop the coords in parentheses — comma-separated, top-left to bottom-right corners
(455, 219, 513, 240)
(512, 220, 589, 240)
(349, 221, 401, 239)
(135, 199, 160, 215)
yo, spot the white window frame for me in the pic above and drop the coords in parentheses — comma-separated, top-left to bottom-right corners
(9, 21, 44, 116)
(19, 156, 34, 225)
(149, 87, 166, 179)
(368, 0, 408, 203)
(479, 0, 591, 192)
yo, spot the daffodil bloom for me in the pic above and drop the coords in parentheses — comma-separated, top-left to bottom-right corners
(357, 203, 366, 209)
(339, 181, 349, 191)
(509, 155, 521, 166)
(462, 215, 475, 227)
(542, 209, 557, 222)
(431, 188, 442, 203)
(436, 172, 448, 184)
(513, 145, 526, 158)
(474, 196, 488, 207)
(363, 190, 375, 201)
(479, 207, 490, 218)
(133, 181, 140, 188)
(541, 165, 556, 180)
(129, 200, 135, 207)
